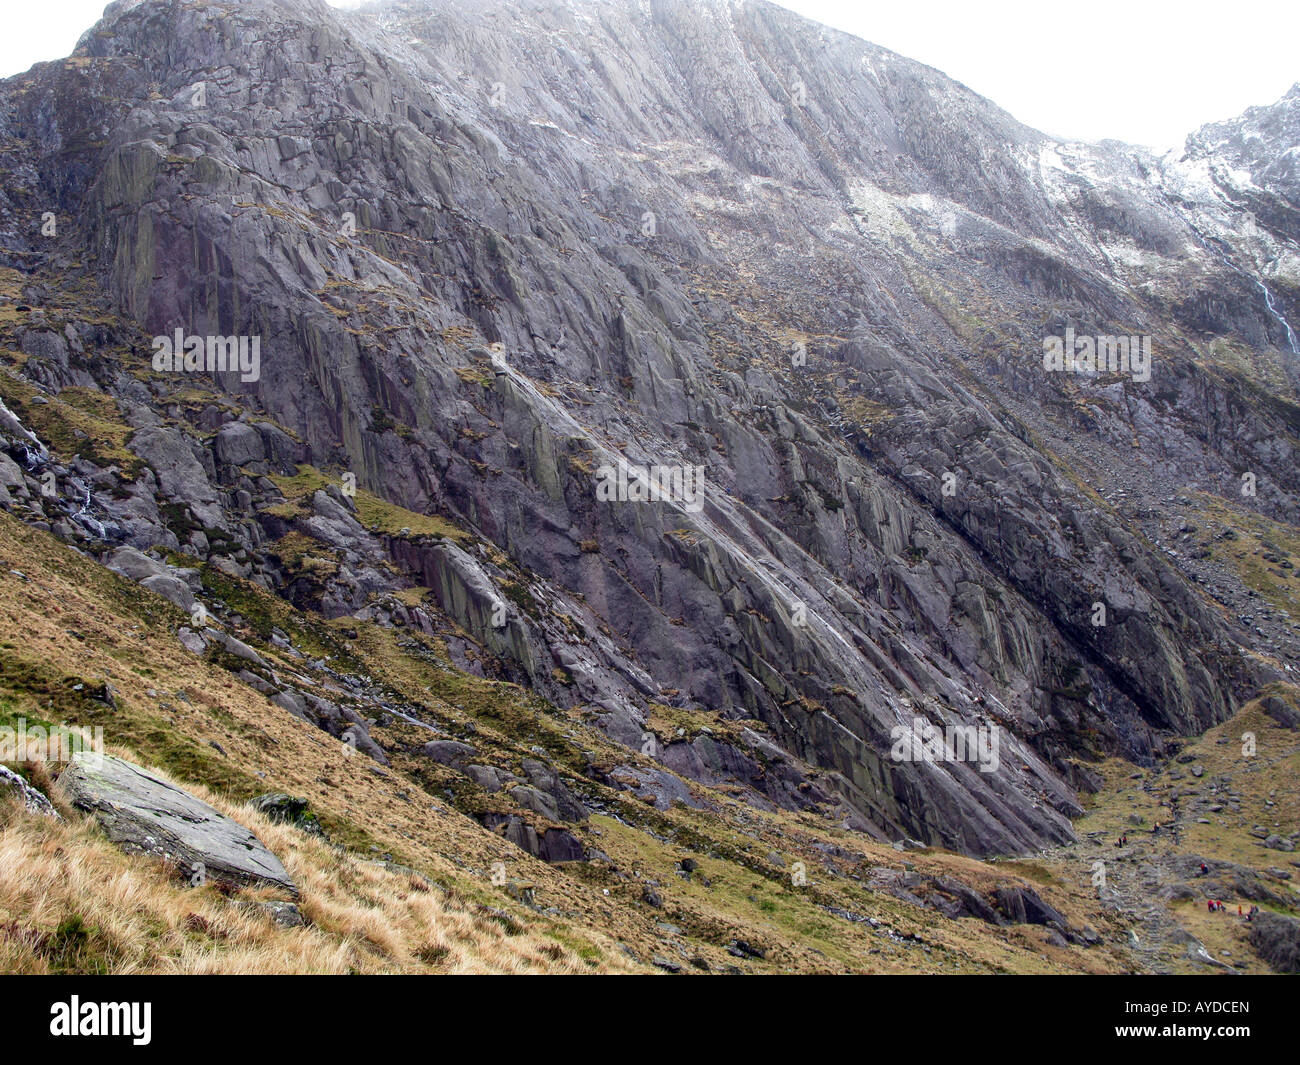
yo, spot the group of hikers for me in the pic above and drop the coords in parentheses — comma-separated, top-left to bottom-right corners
(1205, 899, 1259, 920)
(1197, 863, 1259, 920)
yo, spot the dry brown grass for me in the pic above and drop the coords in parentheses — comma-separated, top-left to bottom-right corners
(0, 764, 606, 974)
(0, 501, 1231, 976)
(0, 511, 642, 974)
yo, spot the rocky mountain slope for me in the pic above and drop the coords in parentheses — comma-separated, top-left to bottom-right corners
(0, 0, 1298, 973)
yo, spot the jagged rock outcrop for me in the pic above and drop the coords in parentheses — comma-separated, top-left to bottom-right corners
(0, 765, 60, 819)
(1249, 910, 1300, 973)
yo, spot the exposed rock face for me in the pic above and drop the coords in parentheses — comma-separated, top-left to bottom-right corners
(0, 765, 60, 819)
(1186, 83, 1300, 222)
(993, 885, 1068, 927)
(1249, 910, 1300, 973)
(56, 754, 297, 895)
(481, 812, 585, 862)
(249, 792, 329, 839)
(0, 0, 1297, 857)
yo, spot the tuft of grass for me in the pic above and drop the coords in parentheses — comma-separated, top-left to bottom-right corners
(269, 465, 471, 543)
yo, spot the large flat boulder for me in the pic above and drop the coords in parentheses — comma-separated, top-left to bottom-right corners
(106, 545, 169, 582)
(57, 754, 296, 896)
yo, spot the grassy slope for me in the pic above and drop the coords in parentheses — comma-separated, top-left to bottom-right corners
(0, 507, 1145, 974)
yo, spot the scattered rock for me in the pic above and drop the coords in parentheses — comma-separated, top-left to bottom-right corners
(727, 939, 766, 960)
(249, 793, 328, 839)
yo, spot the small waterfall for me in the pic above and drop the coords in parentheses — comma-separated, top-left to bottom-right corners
(1156, 183, 1300, 356)
(1198, 235, 1299, 355)
(1252, 273, 1299, 354)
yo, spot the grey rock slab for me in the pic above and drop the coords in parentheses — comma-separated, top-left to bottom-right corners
(56, 754, 296, 895)
(106, 545, 169, 582)
(139, 573, 195, 612)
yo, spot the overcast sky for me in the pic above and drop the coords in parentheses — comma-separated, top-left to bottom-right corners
(2, 0, 1297, 150)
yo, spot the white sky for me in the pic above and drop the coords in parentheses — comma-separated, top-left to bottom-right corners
(1, 0, 1297, 150)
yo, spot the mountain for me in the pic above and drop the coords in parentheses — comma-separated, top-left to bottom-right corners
(0, 0, 1297, 973)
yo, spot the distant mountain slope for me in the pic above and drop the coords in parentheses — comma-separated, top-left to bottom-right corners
(0, 0, 1295, 862)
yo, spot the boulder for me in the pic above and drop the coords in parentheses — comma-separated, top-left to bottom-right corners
(0, 453, 24, 490)
(341, 723, 388, 765)
(993, 885, 1067, 927)
(140, 573, 195, 612)
(272, 689, 309, 718)
(1261, 694, 1300, 729)
(176, 626, 207, 654)
(481, 813, 585, 863)
(521, 758, 589, 821)
(295, 693, 387, 764)
(464, 764, 520, 792)
(106, 545, 169, 582)
(609, 764, 703, 810)
(929, 876, 1004, 924)
(1249, 911, 1300, 973)
(508, 784, 561, 822)
(57, 754, 296, 895)
(212, 631, 269, 668)
(245, 899, 306, 928)
(249, 793, 328, 839)
(214, 422, 266, 468)
(420, 739, 477, 767)
(128, 425, 225, 530)
(255, 422, 304, 473)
